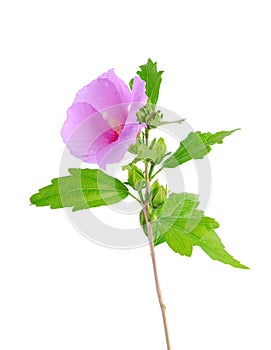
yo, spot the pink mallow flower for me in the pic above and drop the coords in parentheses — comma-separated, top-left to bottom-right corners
(61, 70, 147, 169)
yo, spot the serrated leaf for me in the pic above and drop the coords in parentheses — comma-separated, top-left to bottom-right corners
(163, 129, 240, 168)
(153, 193, 248, 269)
(30, 168, 129, 211)
(152, 193, 201, 254)
(188, 222, 248, 268)
(137, 59, 163, 105)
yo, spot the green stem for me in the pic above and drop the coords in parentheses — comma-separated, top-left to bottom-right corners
(128, 191, 142, 204)
(149, 164, 155, 179)
(138, 190, 144, 204)
(151, 167, 163, 180)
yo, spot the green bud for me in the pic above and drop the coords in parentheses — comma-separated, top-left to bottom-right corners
(122, 164, 145, 190)
(150, 138, 167, 164)
(136, 104, 163, 128)
(128, 135, 166, 165)
(151, 180, 167, 208)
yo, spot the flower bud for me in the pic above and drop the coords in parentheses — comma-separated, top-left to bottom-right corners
(136, 104, 163, 128)
(122, 164, 145, 190)
(151, 138, 167, 164)
(151, 180, 167, 208)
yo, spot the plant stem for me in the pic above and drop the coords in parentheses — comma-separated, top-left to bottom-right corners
(143, 128, 171, 350)
(128, 191, 141, 204)
(142, 206, 171, 349)
(151, 166, 163, 180)
(149, 163, 155, 179)
(138, 189, 144, 203)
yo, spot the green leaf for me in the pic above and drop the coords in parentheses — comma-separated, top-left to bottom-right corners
(30, 168, 129, 211)
(129, 78, 134, 90)
(137, 59, 163, 105)
(152, 193, 201, 253)
(152, 193, 248, 269)
(163, 129, 240, 168)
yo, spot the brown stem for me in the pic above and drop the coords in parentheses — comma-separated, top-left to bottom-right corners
(143, 127, 171, 349)
(143, 205, 171, 350)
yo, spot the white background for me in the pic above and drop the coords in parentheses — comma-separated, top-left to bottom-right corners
(1, 1, 271, 349)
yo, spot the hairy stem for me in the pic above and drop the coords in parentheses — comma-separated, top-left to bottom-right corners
(143, 128, 171, 350)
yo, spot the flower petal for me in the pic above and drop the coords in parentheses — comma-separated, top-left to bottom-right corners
(96, 122, 144, 169)
(62, 72, 147, 168)
(128, 76, 148, 123)
(61, 102, 118, 162)
(131, 76, 147, 104)
(99, 69, 131, 104)
(74, 77, 128, 127)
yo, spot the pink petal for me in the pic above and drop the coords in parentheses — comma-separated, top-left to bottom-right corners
(131, 76, 147, 104)
(96, 122, 144, 169)
(99, 69, 131, 104)
(62, 72, 147, 168)
(128, 76, 148, 123)
(61, 102, 118, 162)
(74, 76, 128, 127)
